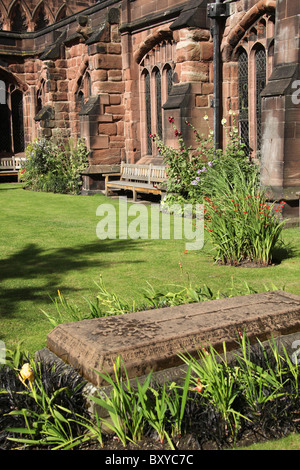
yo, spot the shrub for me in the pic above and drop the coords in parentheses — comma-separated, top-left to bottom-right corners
(20, 136, 88, 195)
(151, 113, 252, 208)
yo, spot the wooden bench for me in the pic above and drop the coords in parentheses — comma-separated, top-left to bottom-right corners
(104, 163, 167, 201)
(0, 156, 27, 180)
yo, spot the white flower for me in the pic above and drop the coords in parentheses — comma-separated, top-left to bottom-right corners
(203, 114, 209, 121)
(221, 118, 227, 126)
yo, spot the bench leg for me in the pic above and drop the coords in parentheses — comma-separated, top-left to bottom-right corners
(132, 188, 137, 201)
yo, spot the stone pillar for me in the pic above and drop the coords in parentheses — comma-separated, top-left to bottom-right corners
(260, 0, 300, 220)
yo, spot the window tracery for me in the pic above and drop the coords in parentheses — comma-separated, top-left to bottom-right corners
(235, 14, 275, 159)
(140, 39, 176, 157)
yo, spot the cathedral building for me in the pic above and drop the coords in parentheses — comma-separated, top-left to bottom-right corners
(0, 0, 299, 218)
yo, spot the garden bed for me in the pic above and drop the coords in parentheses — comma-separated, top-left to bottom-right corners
(2, 332, 300, 451)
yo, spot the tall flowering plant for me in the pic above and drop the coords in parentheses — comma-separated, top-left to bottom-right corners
(203, 161, 286, 265)
(152, 113, 285, 264)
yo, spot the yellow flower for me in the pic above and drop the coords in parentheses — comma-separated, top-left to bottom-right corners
(19, 363, 34, 390)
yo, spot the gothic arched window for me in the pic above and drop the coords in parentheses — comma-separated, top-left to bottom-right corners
(10, 3, 28, 32)
(139, 38, 175, 157)
(144, 70, 152, 155)
(255, 47, 266, 155)
(154, 68, 162, 140)
(235, 14, 274, 160)
(238, 49, 250, 155)
(34, 5, 49, 31)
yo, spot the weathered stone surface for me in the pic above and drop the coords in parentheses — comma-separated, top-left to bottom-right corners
(39, 330, 300, 418)
(47, 291, 300, 387)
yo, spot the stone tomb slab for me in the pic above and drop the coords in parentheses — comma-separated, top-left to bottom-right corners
(46, 290, 300, 387)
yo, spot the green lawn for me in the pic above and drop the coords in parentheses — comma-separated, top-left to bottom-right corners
(1, 182, 300, 355)
(236, 433, 300, 450)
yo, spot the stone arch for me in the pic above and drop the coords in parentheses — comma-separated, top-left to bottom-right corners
(72, 57, 89, 95)
(134, 28, 173, 64)
(55, 3, 68, 23)
(0, 65, 28, 92)
(32, 1, 54, 31)
(8, 0, 30, 32)
(222, 0, 276, 61)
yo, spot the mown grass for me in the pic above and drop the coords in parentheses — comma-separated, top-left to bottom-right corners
(1, 182, 300, 451)
(236, 433, 300, 450)
(0, 182, 300, 356)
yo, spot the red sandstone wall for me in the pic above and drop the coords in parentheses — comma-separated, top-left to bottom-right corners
(0, 0, 298, 198)
(0, 1, 97, 31)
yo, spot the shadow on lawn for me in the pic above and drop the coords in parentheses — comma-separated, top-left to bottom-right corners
(0, 238, 146, 319)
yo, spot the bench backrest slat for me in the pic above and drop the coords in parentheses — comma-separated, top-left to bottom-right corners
(0, 156, 27, 170)
(150, 165, 167, 182)
(120, 163, 166, 184)
(0, 158, 15, 169)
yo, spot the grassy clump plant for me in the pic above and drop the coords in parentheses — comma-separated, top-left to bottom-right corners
(1, 344, 93, 450)
(203, 160, 286, 266)
(41, 276, 279, 327)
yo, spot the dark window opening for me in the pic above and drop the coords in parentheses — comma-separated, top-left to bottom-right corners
(11, 89, 25, 153)
(11, 4, 28, 33)
(34, 6, 49, 31)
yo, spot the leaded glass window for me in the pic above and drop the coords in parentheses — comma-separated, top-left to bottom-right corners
(167, 67, 173, 95)
(238, 50, 250, 155)
(255, 48, 266, 155)
(145, 71, 152, 155)
(155, 69, 162, 139)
